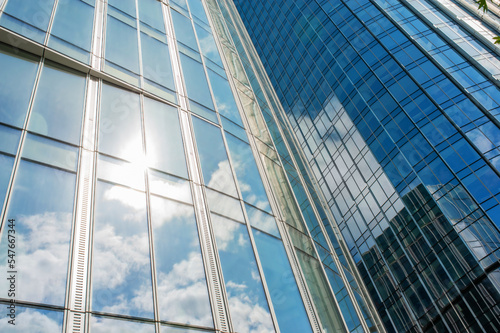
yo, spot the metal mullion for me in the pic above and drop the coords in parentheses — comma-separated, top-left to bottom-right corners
(42, 0, 60, 46)
(91, 0, 106, 71)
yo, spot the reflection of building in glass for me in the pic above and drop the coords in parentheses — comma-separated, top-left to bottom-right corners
(0, 0, 499, 333)
(230, 0, 500, 331)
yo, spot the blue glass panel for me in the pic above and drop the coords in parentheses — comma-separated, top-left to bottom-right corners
(171, 10, 198, 51)
(92, 181, 154, 318)
(0, 47, 39, 128)
(252, 230, 313, 333)
(180, 54, 214, 109)
(0, 0, 56, 43)
(22, 134, 79, 172)
(151, 195, 213, 327)
(187, 0, 209, 23)
(28, 64, 86, 144)
(138, 0, 165, 32)
(0, 154, 14, 213)
(108, 0, 136, 17)
(211, 214, 275, 333)
(0, 161, 75, 306)
(0, 124, 21, 155)
(207, 69, 243, 125)
(195, 25, 224, 67)
(49, 0, 94, 63)
(192, 117, 238, 195)
(105, 14, 140, 77)
(225, 134, 271, 211)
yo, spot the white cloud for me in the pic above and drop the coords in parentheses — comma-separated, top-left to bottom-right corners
(0, 308, 62, 332)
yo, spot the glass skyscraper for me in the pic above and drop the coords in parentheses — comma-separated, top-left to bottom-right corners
(0, 0, 498, 333)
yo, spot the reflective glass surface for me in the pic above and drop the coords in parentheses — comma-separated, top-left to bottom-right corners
(105, 8, 140, 80)
(150, 195, 213, 327)
(0, 306, 64, 332)
(211, 214, 275, 333)
(143, 98, 187, 177)
(192, 117, 237, 195)
(92, 181, 154, 318)
(97, 155, 145, 191)
(207, 69, 242, 126)
(206, 188, 244, 221)
(148, 170, 192, 203)
(0, 0, 56, 43)
(195, 25, 223, 67)
(0, 46, 38, 128)
(48, 0, 95, 63)
(0, 160, 75, 306)
(180, 54, 214, 110)
(28, 64, 86, 144)
(99, 84, 143, 162)
(245, 204, 280, 238)
(91, 316, 155, 333)
(252, 230, 313, 333)
(141, 33, 175, 94)
(171, 10, 198, 51)
(225, 133, 270, 211)
(138, 0, 165, 32)
(22, 133, 79, 172)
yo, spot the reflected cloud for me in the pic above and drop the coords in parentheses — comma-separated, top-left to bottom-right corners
(157, 252, 213, 327)
(91, 316, 155, 333)
(0, 212, 71, 305)
(0, 308, 62, 332)
(227, 294, 275, 333)
(207, 160, 237, 195)
(213, 218, 239, 251)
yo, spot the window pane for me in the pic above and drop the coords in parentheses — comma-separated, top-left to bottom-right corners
(141, 33, 175, 93)
(138, 0, 165, 32)
(148, 170, 192, 203)
(151, 195, 213, 327)
(226, 134, 271, 211)
(0, 46, 39, 128)
(180, 54, 214, 109)
(245, 204, 280, 238)
(0, 161, 75, 306)
(92, 181, 154, 318)
(0, 154, 14, 213)
(0, 306, 63, 332)
(192, 117, 237, 195)
(206, 188, 244, 221)
(108, 0, 136, 17)
(211, 214, 275, 333)
(0, 124, 21, 155)
(207, 69, 243, 125)
(99, 84, 142, 161)
(29, 64, 86, 144)
(171, 10, 198, 51)
(49, 0, 94, 63)
(97, 155, 145, 191)
(0, 0, 56, 43)
(22, 134, 78, 172)
(105, 12, 140, 80)
(187, 0, 209, 23)
(143, 98, 187, 177)
(195, 24, 223, 67)
(91, 316, 155, 333)
(252, 230, 313, 333)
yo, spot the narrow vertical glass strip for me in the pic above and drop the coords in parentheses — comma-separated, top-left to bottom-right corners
(211, 214, 275, 333)
(252, 230, 313, 333)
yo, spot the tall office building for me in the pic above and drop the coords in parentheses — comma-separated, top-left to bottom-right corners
(228, 0, 500, 332)
(0, 1, 498, 333)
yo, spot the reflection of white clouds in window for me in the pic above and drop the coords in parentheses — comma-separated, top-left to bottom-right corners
(150, 195, 213, 326)
(0, 212, 71, 305)
(212, 215, 275, 333)
(0, 307, 63, 332)
(156, 252, 213, 327)
(92, 182, 153, 318)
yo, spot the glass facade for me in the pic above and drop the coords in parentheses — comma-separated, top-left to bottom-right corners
(0, 0, 498, 332)
(230, 0, 500, 332)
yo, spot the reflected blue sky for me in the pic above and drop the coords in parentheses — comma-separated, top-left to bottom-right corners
(211, 214, 275, 333)
(91, 316, 155, 333)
